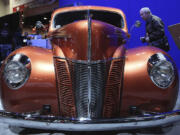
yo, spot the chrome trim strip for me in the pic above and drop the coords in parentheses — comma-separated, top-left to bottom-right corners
(87, 65, 92, 119)
(87, 10, 92, 118)
(0, 111, 180, 131)
(53, 56, 125, 64)
(87, 9, 92, 62)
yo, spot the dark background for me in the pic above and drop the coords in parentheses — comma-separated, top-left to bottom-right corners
(0, 12, 20, 32)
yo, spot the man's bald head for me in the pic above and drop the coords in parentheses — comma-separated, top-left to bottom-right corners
(140, 7, 152, 21)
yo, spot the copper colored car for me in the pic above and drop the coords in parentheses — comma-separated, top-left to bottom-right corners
(0, 6, 180, 133)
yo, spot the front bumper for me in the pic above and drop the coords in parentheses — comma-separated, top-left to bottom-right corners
(0, 110, 180, 131)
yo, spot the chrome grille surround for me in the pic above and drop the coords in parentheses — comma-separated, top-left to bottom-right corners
(54, 57, 124, 119)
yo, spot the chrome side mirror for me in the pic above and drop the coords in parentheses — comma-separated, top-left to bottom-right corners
(134, 20, 141, 28)
(130, 20, 141, 33)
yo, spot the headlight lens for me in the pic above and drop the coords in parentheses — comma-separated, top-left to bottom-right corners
(3, 54, 31, 89)
(148, 53, 175, 89)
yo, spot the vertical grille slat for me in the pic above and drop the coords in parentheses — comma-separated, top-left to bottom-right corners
(55, 60, 76, 117)
(54, 57, 124, 118)
(103, 60, 124, 118)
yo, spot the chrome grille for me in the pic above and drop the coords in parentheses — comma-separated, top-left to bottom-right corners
(54, 59, 76, 117)
(55, 57, 124, 118)
(69, 60, 111, 118)
(103, 60, 124, 118)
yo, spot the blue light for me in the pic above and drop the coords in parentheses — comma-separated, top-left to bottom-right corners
(59, 0, 180, 69)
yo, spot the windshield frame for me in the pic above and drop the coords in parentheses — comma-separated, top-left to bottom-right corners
(52, 9, 125, 30)
(49, 6, 128, 33)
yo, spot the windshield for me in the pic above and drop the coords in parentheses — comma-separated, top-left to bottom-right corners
(53, 10, 124, 29)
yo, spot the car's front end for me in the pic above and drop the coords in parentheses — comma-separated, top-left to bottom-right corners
(0, 6, 179, 132)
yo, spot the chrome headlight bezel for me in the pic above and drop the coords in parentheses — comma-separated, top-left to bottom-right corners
(148, 53, 175, 89)
(3, 54, 31, 90)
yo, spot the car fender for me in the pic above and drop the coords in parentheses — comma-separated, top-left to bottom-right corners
(0, 46, 58, 114)
(121, 46, 179, 116)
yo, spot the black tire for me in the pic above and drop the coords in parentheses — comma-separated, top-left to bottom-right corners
(161, 125, 173, 134)
(139, 125, 173, 134)
(9, 125, 64, 134)
(9, 125, 25, 134)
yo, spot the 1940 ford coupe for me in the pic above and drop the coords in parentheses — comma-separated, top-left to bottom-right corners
(0, 6, 179, 132)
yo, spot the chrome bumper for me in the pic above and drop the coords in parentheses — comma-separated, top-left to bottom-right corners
(0, 110, 180, 131)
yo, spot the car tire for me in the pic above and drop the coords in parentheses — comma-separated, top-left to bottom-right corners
(139, 125, 173, 134)
(9, 125, 25, 134)
(161, 125, 173, 134)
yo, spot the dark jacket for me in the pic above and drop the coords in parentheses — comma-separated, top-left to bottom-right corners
(146, 15, 170, 51)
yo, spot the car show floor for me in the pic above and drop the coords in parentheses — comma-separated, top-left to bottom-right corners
(0, 74, 180, 135)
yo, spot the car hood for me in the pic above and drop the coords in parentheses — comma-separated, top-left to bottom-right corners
(49, 20, 126, 61)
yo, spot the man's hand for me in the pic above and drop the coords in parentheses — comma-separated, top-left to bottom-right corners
(145, 36, 150, 42)
(140, 36, 150, 43)
(140, 37, 146, 43)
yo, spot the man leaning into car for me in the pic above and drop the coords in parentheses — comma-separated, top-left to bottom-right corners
(140, 7, 170, 52)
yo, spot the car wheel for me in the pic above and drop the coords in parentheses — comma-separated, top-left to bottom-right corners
(161, 125, 173, 134)
(9, 125, 25, 134)
(139, 125, 173, 134)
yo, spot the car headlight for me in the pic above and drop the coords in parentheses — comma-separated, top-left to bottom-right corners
(148, 53, 175, 89)
(3, 54, 31, 89)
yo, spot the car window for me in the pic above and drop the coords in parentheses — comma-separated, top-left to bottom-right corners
(53, 10, 124, 29)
